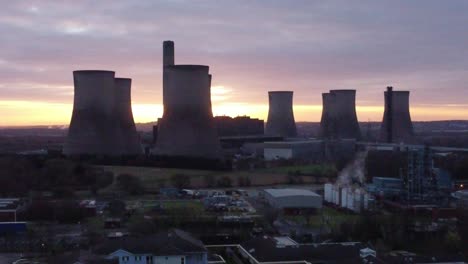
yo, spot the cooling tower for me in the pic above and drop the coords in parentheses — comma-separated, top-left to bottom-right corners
(115, 78, 142, 155)
(319, 89, 361, 139)
(379, 87, 414, 143)
(319, 93, 333, 138)
(265, 91, 297, 137)
(155, 65, 221, 159)
(64, 70, 120, 155)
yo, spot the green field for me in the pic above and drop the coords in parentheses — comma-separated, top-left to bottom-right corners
(99, 165, 326, 192)
(260, 164, 337, 176)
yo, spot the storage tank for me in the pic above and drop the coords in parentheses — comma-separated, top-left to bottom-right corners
(64, 70, 120, 155)
(265, 91, 297, 137)
(155, 65, 221, 159)
(341, 187, 348, 207)
(379, 87, 414, 143)
(115, 78, 142, 155)
(324, 183, 333, 203)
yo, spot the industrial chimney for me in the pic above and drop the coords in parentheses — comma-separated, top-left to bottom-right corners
(155, 65, 221, 159)
(379, 87, 414, 143)
(64, 70, 120, 155)
(115, 78, 142, 155)
(319, 89, 361, 139)
(162, 40, 175, 104)
(265, 91, 297, 137)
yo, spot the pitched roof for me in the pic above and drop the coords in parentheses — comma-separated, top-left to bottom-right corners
(94, 229, 206, 256)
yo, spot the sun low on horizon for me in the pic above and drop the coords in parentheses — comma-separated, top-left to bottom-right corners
(0, 1, 468, 127)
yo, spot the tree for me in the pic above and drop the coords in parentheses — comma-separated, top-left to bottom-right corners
(203, 174, 216, 188)
(170, 174, 191, 189)
(128, 216, 158, 235)
(117, 174, 144, 195)
(237, 176, 251, 187)
(107, 200, 126, 217)
(217, 176, 232, 187)
(444, 231, 461, 253)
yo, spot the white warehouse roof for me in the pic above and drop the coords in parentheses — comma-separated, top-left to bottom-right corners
(264, 188, 320, 198)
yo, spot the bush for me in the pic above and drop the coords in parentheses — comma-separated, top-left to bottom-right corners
(237, 176, 251, 187)
(217, 176, 232, 187)
(203, 175, 216, 188)
(116, 174, 144, 195)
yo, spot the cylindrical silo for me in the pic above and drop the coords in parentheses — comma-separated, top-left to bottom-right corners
(379, 87, 414, 143)
(322, 90, 361, 139)
(115, 78, 142, 155)
(64, 70, 120, 155)
(265, 91, 297, 137)
(155, 65, 221, 159)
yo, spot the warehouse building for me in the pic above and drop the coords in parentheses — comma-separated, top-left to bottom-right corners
(263, 188, 322, 214)
(263, 140, 323, 161)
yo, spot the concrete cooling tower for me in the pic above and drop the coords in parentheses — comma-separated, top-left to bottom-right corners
(155, 65, 222, 159)
(265, 91, 297, 137)
(115, 78, 142, 155)
(319, 89, 361, 139)
(379, 86, 414, 143)
(64, 70, 120, 155)
(64, 71, 142, 156)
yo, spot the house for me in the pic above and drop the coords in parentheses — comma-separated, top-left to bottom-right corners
(95, 229, 207, 264)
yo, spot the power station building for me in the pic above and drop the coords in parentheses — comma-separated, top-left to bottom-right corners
(379, 86, 414, 143)
(215, 116, 264, 137)
(64, 70, 141, 156)
(155, 41, 222, 159)
(319, 89, 361, 139)
(265, 91, 297, 137)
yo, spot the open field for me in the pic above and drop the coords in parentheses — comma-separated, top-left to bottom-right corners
(260, 164, 337, 176)
(99, 165, 329, 192)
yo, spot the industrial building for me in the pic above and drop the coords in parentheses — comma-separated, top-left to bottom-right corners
(319, 89, 361, 140)
(265, 91, 297, 137)
(64, 71, 141, 156)
(379, 86, 414, 143)
(324, 183, 373, 212)
(214, 116, 264, 137)
(263, 188, 322, 214)
(263, 140, 323, 161)
(155, 41, 221, 159)
(0, 198, 28, 222)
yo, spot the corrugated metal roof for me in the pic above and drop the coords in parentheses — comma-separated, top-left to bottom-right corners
(264, 188, 320, 198)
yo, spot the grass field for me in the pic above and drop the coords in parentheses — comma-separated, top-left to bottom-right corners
(260, 164, 337, 176)
(99, 165, 328, 192)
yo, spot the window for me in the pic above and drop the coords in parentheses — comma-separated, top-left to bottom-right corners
(181, 257, 185, 264)
(146, 255, 153, 264)
(135, 256, 142, 261)
(122, 256, 129, 262)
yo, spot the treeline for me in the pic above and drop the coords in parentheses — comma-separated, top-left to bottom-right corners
(0, 155, 113, 197)
(69, 154, 232, 171)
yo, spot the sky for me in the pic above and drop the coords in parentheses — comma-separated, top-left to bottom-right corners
(0, 0, 467, 126)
